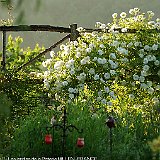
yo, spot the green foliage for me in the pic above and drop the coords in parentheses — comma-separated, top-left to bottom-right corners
(0, 93, 11, 154)
(1, 8, 160, 159)
(7, 105, 54, 157)
(0, 93, 11, 130)
(3, 35, 45, 71)
(9, 101, 159, 159)
(0, 93, 11, 117)
(0, 35, 46, 155)
(0, 35, 45, 118)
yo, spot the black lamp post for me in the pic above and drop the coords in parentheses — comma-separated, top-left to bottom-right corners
(106, 116, 115, 159)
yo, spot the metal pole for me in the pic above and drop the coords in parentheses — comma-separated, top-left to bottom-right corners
(110, 128, 113, 159)
(1, 30, 6, 71)
(47, 105, 83, 158)
(62, 106, 67, 159)
(52, 127, 54, 157)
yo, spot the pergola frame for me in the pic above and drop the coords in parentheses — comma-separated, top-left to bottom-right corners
(0, 24, 159, 72)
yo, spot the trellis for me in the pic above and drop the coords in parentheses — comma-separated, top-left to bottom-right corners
(1, 24, 159, 72)
(0, 24, 78, 71)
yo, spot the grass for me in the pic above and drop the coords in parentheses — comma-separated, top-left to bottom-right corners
(2, 100, 160, 159)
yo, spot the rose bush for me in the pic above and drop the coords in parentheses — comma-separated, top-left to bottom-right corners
(43, 8, 160, 114)
(3, 8, 159, 159)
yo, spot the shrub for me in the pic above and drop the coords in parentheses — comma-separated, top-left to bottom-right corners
(42, 8, 160, 115)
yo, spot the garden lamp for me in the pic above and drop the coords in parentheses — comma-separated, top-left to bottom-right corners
(45, 134, 53, 144)
(106, 116, 115, 128)
(76, 138, 84, 148)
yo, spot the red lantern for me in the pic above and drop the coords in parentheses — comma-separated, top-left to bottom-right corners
(76, 138, 84, 148)
(45, 134, 53, 144)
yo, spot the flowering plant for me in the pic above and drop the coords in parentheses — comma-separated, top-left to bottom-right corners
(43, 8, 160, 113)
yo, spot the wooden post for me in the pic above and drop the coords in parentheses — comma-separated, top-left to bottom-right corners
(70, 23, 79, 41)
(1, 31, 6, 71)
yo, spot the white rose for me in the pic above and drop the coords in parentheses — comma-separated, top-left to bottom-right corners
(121, 28, 127, 33)
(139, 53, 144, 58)
(144, 45, 150, 51)
(127, 42, 133, 47)
(109, 91, 114, 97)
(94, 74, 100, 80)
(139, 76, 145, 82)
(158, 70, 160, 76)
(89, 68, 95, 75)
(110, 53, 116, 59)
(112, 13, 118, 19)
(50, 51, 55, 57)
(86, 48, 92, 53)
(89, 43, 95, 49)
(143, 65, 150, 71)
(98, 50, 104, 55)
(148, 87, 154, 94)
(76, 52, 81, 58)
(110, 70, 116, 75)
(140, 83, 148, 90)
(107, 101, 113, 106)
(98, 91, 103, 96)
(154, 60, 159, 66)
(134, 42, 140, 47)
(141, 71, 148, 77)
(69, 94, 74, 99)
(97, 58, 103, 64)
(152, 97, 159, 105)
(101, 99, 107, 104)
(93, 57, 98, 61)
(68, 88, 74, 93)
(104, 73, 110, 79)
(155, 85, 160, 90)
(143, 58, 148, 64)
(100, 44, 105, 48)
(133, 74, 139, 81)
(147, 81, 152, 87)
(111, 41, 119, 47)
(129, 9, 134, 15)
(120, 12, 127, 18)
(102, 58, 107, 64)
(62, 81, 68, 86)
(97, 96, 102, 101)
(129, 94, 135, 99)
(104, 87, 110, 93)
(152, 44, 158, 50)
(111, 62, 118, 69)
(70, 69, 75, 75)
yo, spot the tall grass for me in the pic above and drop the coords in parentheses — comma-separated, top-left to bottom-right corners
(6, 100, 159, 159)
